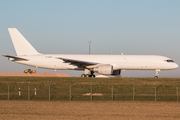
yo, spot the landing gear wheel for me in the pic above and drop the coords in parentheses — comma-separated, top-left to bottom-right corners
(85, 74, 90, 77)
(92, 75, 95, 78)
(154, 76, 158, 78)
(154, 70, 160, 78)
(82, 70, 96, 78)
(89, 75, 92, 77)
(81, 74, 85, 77)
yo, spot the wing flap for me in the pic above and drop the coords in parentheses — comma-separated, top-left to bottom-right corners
(57, 57, 98, 68)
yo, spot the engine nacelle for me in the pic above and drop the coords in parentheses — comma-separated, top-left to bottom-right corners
(93, 65, 113, 75)
(112, 70, 121, 75)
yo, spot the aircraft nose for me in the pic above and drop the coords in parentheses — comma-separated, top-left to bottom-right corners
(174, 63, 179, 69)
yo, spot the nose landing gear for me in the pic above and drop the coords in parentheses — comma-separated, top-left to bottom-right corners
(154, 70, 160, 78)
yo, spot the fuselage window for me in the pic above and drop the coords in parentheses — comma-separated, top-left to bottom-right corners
(165, 60, 174, 62)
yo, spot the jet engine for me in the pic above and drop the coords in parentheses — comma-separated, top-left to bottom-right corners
(112, 70, 121, 75)
(93, 65, 113, 75)
(92, 65, 121, 76)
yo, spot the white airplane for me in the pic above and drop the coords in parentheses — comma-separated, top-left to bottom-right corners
(3, 28, 178, 78)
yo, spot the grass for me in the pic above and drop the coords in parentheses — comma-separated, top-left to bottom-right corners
(0, 77, 180, 101)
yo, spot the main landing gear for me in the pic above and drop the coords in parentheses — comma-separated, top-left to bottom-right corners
(81, 74, 95, 77)
(154, 69, 160, 78)
(81, 70, 95, 77)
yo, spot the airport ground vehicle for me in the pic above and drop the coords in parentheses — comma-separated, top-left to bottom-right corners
(24, 69, 36, 74)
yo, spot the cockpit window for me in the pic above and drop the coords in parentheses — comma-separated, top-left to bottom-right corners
(164, 60, 174, 62)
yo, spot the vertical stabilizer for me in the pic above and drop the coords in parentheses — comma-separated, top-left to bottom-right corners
(8, 28, 40, 56)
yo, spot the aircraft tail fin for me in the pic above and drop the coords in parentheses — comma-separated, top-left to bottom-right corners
(8, 28, 40, 56)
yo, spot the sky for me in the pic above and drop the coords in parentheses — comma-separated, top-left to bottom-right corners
(0, 0, 180, 78)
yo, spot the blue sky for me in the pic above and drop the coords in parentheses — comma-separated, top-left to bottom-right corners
(0, 0, 180, 77)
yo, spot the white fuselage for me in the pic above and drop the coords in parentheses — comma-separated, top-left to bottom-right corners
(5, 28, 179, 77)
(14, 54, 178, 71)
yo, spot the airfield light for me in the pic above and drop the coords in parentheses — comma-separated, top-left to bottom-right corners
(19, 88, 21, 96)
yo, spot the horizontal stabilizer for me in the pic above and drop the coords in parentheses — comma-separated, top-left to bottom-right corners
(3, 55, 29, 61)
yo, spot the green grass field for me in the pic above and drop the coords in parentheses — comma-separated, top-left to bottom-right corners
(0, 77, 180, 101)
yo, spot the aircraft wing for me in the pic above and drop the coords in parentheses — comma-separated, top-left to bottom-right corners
(57, 57, 98, 68)
(3, 55, 29, 61)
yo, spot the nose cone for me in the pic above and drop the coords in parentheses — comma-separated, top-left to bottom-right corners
(173, 63, 179, 69)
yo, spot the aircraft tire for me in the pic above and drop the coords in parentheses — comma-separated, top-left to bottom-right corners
(85, 74, 90, 77)
(81, 74, 85, 77)
(154, 76, 158, 78)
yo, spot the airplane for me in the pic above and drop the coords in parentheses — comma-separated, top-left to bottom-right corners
(3, 28, 178, 78)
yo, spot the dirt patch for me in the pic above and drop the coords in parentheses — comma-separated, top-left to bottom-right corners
(0, 73, 70, 77)
(83, 93, 103, 96)
(0, 101, 180, 120)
